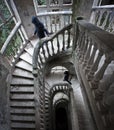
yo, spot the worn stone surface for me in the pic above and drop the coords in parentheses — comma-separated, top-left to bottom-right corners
(0, 55, 11, 130)
(72, 0, 93, 21)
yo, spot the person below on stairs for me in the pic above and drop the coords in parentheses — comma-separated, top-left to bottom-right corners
(32, 16, 49, 39)
(63, 71, 72, 85)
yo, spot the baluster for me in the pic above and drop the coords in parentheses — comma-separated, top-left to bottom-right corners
(54, 15, 57, 32)
(107, 10, 114, 32)
(44, 16, 48, 30)
(85, 43, 97, 74)
(77, 32, 86, 60)
(67, 29, 71, 49)
(94, 72, 114, 100)
(83, 38, 92, 70)
(91, 56, 112, 89)
(102, 11, 110, 30)
(51, 40, 55, 55)
(87, 50, 103, 81)
(38, 54, 43, 65)
(62, 31, 65, 50)
(45, 41, 51, 57)
(63, 15, 66, 27)
(75, 32, 84, 57)
(57, 35, 60, 53)
(81, 34, 89, 65)
(42, 45, 47, 61)
(53, 15, 55, 32)
(50, 15, 53, 33)
(97, 10, 104, 27)
(59, 14, 62, 29)
(90, 10, 96, 24)
(79, 33, 88, 63)
(68, 15, 71, 24)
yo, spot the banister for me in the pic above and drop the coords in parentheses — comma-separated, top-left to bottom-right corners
(33, 23, 73, 71)
(74, 18, 114, 129)
(76, 19, 114, 50)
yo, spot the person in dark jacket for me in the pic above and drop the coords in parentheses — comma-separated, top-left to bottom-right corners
(32, 16, 49, 39)
(63, 71, 72, 85)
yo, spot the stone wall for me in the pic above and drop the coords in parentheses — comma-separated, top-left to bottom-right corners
(72, 0, 94, 21)
(0, 54, 11, 130)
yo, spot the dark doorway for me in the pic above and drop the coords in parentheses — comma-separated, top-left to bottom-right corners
(55, 107, 68, 130)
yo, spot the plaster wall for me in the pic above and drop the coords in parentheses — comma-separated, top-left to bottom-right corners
(72, 0, 94, 21)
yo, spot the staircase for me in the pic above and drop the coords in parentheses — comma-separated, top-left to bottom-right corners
(10, 39, 37, 130)
(3, 1, 99, 130)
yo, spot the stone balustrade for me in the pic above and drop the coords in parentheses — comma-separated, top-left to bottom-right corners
(90, 5, 114, 33)
(73, 18, 114, 130)
(37, 11, 72, 33)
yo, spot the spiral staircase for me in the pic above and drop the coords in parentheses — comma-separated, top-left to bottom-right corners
(1, 0, 114, 130)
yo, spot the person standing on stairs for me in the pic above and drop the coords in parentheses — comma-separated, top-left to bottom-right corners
(63, 71, 72, 85)
(32, 16, 49, 39)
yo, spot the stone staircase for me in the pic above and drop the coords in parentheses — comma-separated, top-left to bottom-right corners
(9, 39, 37, 130)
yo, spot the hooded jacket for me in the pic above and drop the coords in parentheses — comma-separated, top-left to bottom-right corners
(32, 16, 49, 39)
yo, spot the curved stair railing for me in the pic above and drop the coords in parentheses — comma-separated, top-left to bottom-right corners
(33, 23, 73, 75)
(37, 11, 72, 33)
(32, 24, 73, 130)
(73, 18, 114, 130)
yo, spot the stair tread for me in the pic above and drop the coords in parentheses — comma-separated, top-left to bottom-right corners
(11, 86, 34, 93)
(10, 94, 34, 100)
(10, 108, 35, 114)
(13, 68, 33, 78)
(11, 115, 35, 121)
(11, 77, 33, 85)
(11, 122, 35, 128)
(20, 52, 32, 64)
(25, 47, 34, 56)
(16, 60, 32, 72)
(10, 101, 35, 107)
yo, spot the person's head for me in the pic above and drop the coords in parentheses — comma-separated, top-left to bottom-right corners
(32, 16, 40, 25)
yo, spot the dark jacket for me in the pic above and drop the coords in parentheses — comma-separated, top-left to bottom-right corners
(32, 16, 49, 39)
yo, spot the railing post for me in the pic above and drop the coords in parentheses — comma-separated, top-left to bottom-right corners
(91, 56, 112, 89)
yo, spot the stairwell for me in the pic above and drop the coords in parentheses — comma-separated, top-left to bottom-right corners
(2, 0, 97, 130)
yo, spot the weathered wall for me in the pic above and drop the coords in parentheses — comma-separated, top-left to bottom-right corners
(0, 54, 11, 130)
(72, 0, 94, 21)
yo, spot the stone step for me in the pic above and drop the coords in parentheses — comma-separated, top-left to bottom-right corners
(10, 86, 34, 93)
(10, 108, 35, 115)
(11, 122, 35, 129)
(20, 52, 32, 65)
(11, 115, 35, 122)
(10, 101, 35, 108)
(16, 60, 32, 72)
(13, 68, 33, 79)
(11, 77, 33, 85)
(10, 94, 34, 100)
(25, 47, 34, 56)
